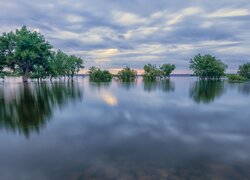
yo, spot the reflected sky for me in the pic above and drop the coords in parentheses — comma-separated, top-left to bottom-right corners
(0, 77, 250, 180)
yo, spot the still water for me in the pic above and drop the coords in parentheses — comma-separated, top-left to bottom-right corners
(0, 77, 250, 180)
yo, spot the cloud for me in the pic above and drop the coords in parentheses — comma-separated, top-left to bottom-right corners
(1, 0, 250, 72)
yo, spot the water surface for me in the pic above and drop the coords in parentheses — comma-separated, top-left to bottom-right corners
(0, 77, 250, 180)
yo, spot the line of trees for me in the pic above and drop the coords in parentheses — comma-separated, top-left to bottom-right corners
(0, 26, 84, 82)
(1, 27, 250, 83)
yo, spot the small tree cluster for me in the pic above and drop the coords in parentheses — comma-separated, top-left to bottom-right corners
(117, 67, 137, 81)
(89, 66, 112, 82)
(190, 54, 227, 79)
(0, 26, 84, 82)
(143, 63, 175, 81)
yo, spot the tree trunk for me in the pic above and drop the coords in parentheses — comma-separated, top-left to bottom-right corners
(23, 67, 29, 83)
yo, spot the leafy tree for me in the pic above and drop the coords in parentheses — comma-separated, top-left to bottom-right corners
(238, 63, 250, 79)
(190, 54, 227, 79)
(47, 50, 68, 80)
(89, 66, 112, 82)
(64, 55, 84, 80)
(117, 67, 137, 81)
(160, 64, 175, 77)
(143, 64, 162, 81)
(0, 26, 53, 82)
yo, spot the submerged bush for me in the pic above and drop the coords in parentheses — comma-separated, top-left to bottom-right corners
(88, 66, 112, 82)
(117, 67, 137, 81)
(227, 74, 246, 83)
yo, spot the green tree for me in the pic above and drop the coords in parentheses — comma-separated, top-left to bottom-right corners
(65, 55, 84, 80)
(238, 63, 250, 79)
(117, 67, 137, 81)
(160, 64, 176, 77)
(0, 26, 53, 82)
(143, 64, 162, 81)
(47, 50, 68, 80)
(89, 66, 112, 82)
(190, 54, 227, 79)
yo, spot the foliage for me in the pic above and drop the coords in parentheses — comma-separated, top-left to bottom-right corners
(0, 26, 53, 82)
(143, 64, 162, 81)
(190, 54, 227, 79)
(64, 55, 84, 79)
(160, 64, 176, 77)
(227, 74, 246, 83)
(0, 27, 84, 82)
(89, 66, 112, 82)
(46, 50, 68, 79)
(117, 67, 137, 81)
(238, 63, 250, 79)
(143, 63, 175, 80)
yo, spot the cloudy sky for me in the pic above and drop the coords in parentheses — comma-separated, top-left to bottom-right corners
(1, 0, 250, 73)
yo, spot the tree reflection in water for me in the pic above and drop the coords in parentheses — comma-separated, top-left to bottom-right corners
(143, 79, 175, 92)
(190, 80, 226, 104)
(237, 82, 250, 96)
(0, 82, 82, 137)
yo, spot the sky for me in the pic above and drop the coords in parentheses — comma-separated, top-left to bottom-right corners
(1, 0, 250, 73)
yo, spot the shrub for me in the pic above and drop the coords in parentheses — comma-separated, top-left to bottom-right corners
(89, 66, 112, 82)
(227, 74, 246, 83)
(117, 67, 137, 81)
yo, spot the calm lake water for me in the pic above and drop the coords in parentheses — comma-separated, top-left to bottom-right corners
(0, 77, 250, 180)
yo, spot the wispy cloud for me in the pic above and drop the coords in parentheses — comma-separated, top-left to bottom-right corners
(1, 0, 250, 72)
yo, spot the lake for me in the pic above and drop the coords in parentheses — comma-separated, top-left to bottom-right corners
(0, 77, 250, 180)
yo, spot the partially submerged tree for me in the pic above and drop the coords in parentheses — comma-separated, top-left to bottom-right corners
(0, 26, 53, 82)
(190, 54, 227, 79)
(143, 64, 162, 81)
(238, 63, 250, 80)
(160, 64, 176, 77)
(64, 55, 84, 80)
(143, 63, 175, 80)
(89, 66, 112, 82)
(117, 67, 137, 81)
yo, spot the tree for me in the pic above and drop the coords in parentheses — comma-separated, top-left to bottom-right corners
(89, 66, 112, 82)
(143, 64, 162, 81)
(190, 54, 227, 79)
(117, 67, 137, 81)
(47, 50, 68, 80)
(238, 63, 250, 79)
(64, 55, 84, 80)
(160, 64, 175, 77)
(0, 26, 53, 82)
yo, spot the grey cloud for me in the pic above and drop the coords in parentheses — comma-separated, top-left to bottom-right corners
(1, 0, 250, 72)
